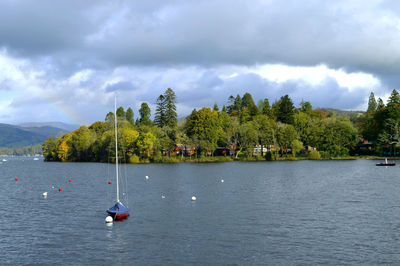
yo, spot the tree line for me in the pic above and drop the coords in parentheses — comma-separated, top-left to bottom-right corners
(361, 89, 400, 156)
(0, 144, 42, 156)
(43, 87, 371, 163)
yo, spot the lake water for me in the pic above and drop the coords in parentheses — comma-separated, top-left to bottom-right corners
(1, 158, 400, 265)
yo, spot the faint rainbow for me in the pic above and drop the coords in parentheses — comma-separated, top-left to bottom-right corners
(41, 95, 83, 126)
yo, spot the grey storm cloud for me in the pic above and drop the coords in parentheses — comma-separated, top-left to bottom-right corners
(1, 0, 400, 76)
(105, 81, 136, 93)
(155, 71, 369, 112)
(0, 0, 398, 124)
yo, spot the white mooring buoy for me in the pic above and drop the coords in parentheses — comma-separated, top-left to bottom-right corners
(42, 192, 48, 198)
(145, 175, 149, 180)
(191, 196, 197, 201)
(221, 179, 224, 183)
(105, 216, 113, 223)
(162, 195, 165, 199)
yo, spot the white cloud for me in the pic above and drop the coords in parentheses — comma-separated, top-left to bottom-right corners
(0, 48, 386, 125)
(249, 64, 381, 90)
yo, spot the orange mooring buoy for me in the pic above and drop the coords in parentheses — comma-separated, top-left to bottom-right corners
(15, 177, 18, 181)
(108, 180, 112, 184)
(68, 178, 72, 182)
(58, 187, 62, 192)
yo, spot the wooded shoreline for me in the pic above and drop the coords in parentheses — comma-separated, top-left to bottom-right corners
(42, 89, 400, 163)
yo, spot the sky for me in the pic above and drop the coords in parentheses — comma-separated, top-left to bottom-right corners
(0, 0, 399, 126)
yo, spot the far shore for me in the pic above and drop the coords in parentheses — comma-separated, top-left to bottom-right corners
(3, 154, 397, 163)
(105, 155, 400, 164)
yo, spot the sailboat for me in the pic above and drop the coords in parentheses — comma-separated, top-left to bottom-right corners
(376, 158, 396, 166)
(106, 97, 130, 220)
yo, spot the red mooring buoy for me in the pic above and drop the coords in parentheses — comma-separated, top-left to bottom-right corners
(108, 181, 112, 184)
(15, 177, 18, 181)
(58, 187, 62, 192)
(68, 179, 72, 182)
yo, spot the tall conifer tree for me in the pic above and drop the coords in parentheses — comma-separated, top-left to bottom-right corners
(227, 95, 235, 114)
(233, 95, 242, 112)
(116, 106, 126, 119)
(154, 94, 166, 127)
(367, 92, 377, 113)
(387, 89, 400, 107)
(241, 92, 258, 116)
(126, 107, 134, 125)
(277, 95, 295, 124)
(139, 102, 152, 126)
(164, 88, 178, 128)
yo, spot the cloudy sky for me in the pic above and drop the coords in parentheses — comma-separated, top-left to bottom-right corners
(0, 0, 398, 125)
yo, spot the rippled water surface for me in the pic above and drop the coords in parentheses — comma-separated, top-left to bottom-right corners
(1, 158, 400, 265)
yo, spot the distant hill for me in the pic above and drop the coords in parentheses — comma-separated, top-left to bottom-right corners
(0, 123, 69, 148)
(21, 126, 68, 138)
(321, 108, 365, 118)
(19, 122, 79, 132)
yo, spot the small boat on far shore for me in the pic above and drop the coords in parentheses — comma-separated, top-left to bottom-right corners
(376, 158, 396, 166)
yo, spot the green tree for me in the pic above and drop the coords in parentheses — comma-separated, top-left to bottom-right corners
(105, 112, 115, 123)
(184, 108, 222, 155)
(320, 117, 358, 156)
(139, 102, 152, 126)
(136, 132, 156, 157)
(120, 128, 139, 155)
(42, 136, 58, 161)
(277, 95, 295, 124)
(293, 112, 313, 145)
(70, 126, 96, 161)
(271, 100, 280, 120)
(159, 135, 176, 157)
(367, 92, 377, 113)
(278, 123, 297, 154)
(218, 108, 234, 147)
(176, 131, 191, 159)
(307, 120, 325, 150)
(291, 140, 304, 156)
(213, 103, 219, 111)
(164, 88, 178, 128)
(387, 89, 400, 107)
(276, 123, 298, 155)
(253, 115, 275, 156)
(300, 100, 312, 113)
(377, 98, 385, 109)
(238, 122, 259, 157)
(126, 107, 134, 125)
(239, 108, 251, 124)
(233, 95, 242, 112)
(242, 92, 259, 116)
(227, 95, 235, 114)
(154, 94, 166, 127)
(378, 118, 400, 156)
(116, 107, 126, 119)
(259, 98, 272, 117)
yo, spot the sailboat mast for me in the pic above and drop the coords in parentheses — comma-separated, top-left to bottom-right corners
(114, 96, 120, 202)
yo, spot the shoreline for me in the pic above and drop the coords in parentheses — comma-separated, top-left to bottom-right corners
(40, 155, 400, 164)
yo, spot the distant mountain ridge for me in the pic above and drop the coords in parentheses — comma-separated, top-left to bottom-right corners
(321, 108, 364, 118)
(19, 122, 79, 132)
(0, 122, 76, 148)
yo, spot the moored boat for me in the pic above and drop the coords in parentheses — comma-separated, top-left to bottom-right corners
(107, 202, 130, 220)
(106, 97, 130, 221)
(376, 158, 396, 166)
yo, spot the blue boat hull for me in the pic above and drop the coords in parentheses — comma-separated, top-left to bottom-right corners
(107, 202, 130, 220)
